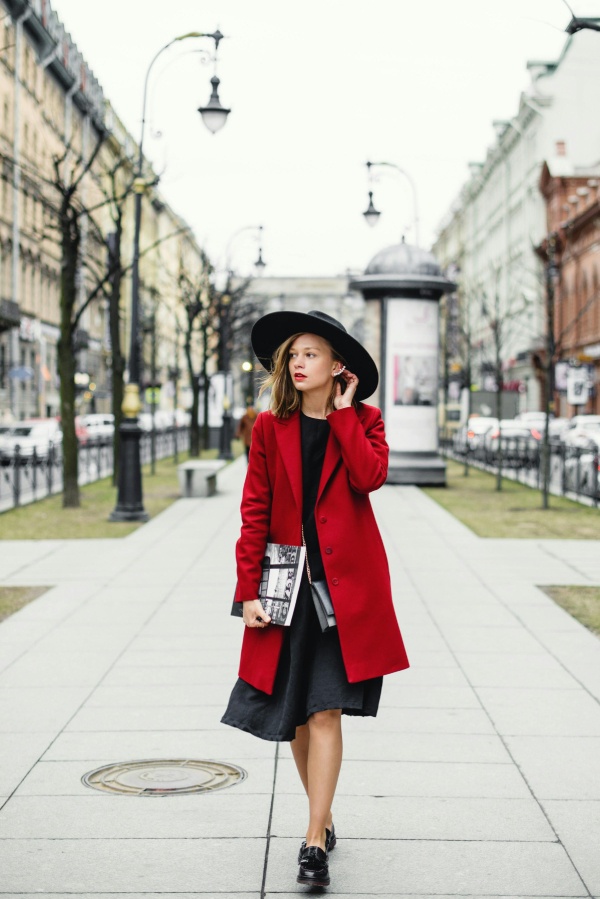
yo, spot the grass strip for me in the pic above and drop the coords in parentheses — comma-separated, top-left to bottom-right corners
(0, 446, 239, 540)
(422, 459, 600, 539)
(540, 585, 600, 638)
(0, 586, 50, 623)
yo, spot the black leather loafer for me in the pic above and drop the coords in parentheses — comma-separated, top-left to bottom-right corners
(298, 824, 336, 863)
(326, 823, 336, 853)
(297, 845, 330, 887)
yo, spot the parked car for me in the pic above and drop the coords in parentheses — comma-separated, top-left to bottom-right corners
(514, 411, 554, 425)
(564, 437, 600, 498)
(0, 418, 63, 464)
(81, 413, 114, 445)
(453, 416, 498, 455)
(560, 419, 600, 449)
(55, 415, 90, 446)
(483, 420, 542, 466)
(548, 417, 571, 444)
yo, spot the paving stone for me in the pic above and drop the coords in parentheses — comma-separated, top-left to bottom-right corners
(454, 651, 582, 689)
(506, 736, 600, 800)
(0, 687, 91, 732)
(441, 625, 547, 654)
(265, 837, 585, 895)
(475, 687, 600, 736)
(42, 728, 276, 762)
(0, 650, 117, 687)
(270, 793, 555, 841)
(355, 706, 496, 734)
(100, 664, 238, 687)
(64, 704, 230, 732)
(3, 895, 260, 898)
(275, 758, 530, 798)
(0, 837, 265, 893)
(378, 684, 480, 708)
(0, 792, 272, 839)
(542, 800, 600, 896)
(278, 731, 511, 763)
(84, 683, 233, 708)
(0, 733, 55, 794)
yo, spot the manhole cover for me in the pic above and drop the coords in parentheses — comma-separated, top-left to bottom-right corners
(82, 759, 247, 796)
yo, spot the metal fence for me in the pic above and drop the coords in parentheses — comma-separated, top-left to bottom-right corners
(439, 430, 600, 507)
(0, 427, 190, 514)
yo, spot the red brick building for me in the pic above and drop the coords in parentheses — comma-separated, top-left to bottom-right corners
(539, 146, 600, 416)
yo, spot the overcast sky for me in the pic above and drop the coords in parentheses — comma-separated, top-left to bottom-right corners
(48, 0, 600, 278)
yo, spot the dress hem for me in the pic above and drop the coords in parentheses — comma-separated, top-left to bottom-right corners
(221, 702, 378, 743)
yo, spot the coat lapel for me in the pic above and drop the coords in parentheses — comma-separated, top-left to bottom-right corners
(273, 411, 303, 516)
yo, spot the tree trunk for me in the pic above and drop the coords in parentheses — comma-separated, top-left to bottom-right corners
(201, 328, 210, 451)
(185, 330, 200, 457)
(59, 206, 80, 508)
(494, 325, 503, 492)
(542, 241, 557, 510)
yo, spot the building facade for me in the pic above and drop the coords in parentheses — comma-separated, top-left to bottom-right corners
(433, 29, 600, 415)
(0, 0, 207, 423)
(538, 155, 600, 416)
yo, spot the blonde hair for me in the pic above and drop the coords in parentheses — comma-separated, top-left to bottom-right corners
(259, 332, 350, 419)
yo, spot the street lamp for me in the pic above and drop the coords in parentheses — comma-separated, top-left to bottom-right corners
(362, 160, 420, 247)
(111, 29, 230, 522)
(225, 224, 267, 275)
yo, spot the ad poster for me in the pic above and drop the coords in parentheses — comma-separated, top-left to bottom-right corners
(385, 298, 439, 452)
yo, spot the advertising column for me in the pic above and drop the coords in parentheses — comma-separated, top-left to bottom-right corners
(384, 297, 439, 453)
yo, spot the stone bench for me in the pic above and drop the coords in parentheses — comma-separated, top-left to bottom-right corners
(177, 460, 228, 498)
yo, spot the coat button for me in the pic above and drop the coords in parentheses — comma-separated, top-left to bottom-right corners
(325, 547, 332, 554)
(331, 577, 339, 585)
(319, 516, 327, 523)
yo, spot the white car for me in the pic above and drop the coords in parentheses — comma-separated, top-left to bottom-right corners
(453, 417, 499, 454)
(483, 420, 542, 465)
(0, 419, 63, 463)
(561, 420, 600, 449)
(564, 437, 600, 498)
(81, 413, 114, 445)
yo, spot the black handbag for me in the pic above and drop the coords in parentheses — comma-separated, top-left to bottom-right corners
(302, 525, 337, 632)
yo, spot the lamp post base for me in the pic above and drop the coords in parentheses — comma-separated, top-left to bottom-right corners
(110, 417, 149, 522)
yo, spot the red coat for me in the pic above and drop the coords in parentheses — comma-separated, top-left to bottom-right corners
(233, 404, 409, 694)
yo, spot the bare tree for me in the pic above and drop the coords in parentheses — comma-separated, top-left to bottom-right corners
(50, 133, 106, 507)
(177, 253, 215, 456)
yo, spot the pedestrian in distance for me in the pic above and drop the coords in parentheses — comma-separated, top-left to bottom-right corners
(222, 309, 409, 889)
(235, 400, 258, 462)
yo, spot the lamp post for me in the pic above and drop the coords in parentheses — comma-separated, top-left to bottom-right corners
(225, 224, 267, 274)
(111, 29, 230, 521)
(362, 160, 420, 247)
(218, 292, 233, 460)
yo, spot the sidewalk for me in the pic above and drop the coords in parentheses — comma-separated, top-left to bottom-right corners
(1, 456, 600, 898)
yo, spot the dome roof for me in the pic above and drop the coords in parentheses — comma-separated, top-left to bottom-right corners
(365, 240, 442, 278)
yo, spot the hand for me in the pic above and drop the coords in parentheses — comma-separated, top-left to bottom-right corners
(333, 369, 359, 409)
(243, 599, 271, 628)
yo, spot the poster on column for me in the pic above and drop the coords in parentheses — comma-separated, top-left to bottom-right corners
(385, 298, 439, 452)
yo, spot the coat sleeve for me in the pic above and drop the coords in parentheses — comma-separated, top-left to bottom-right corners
(326, 405, 388, 493)
(234, 413, 273, 603)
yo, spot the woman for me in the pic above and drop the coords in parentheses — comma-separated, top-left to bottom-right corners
(222, 309, 409, 889)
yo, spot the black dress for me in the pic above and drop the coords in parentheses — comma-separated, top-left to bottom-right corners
(221, 412, 382, 742)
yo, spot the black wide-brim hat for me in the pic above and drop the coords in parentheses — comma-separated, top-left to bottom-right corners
(251, 309, 379, 401)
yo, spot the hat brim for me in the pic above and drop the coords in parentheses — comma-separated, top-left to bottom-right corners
(251, 311, 379, 401)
